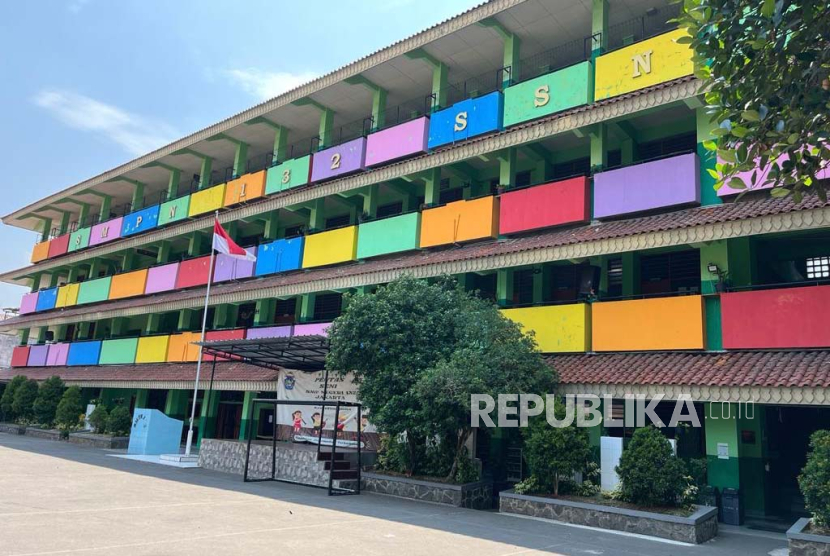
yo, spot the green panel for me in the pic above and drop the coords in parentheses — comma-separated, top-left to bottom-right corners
(265, 155, 312, 195)
(356, 212, 421, 259)
(503, 61, 593, 127)
(706, 455, 740, 490)
(704, 403, 741, 490)
(76, 276, 112, 305)
(698, 143, 721, 206)
(68, 227, 91, 252)
(704, 297, 723, 351)
(98, 338, 138, 365)
(158, 195, 191, 226)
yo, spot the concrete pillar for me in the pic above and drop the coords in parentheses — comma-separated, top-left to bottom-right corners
(199, 157, 213, 190)
(308, 199, 325, 232)
(38, 218, 52, 242)
(696, 107, 722, 206)
(177, 309, 195, 331)
(299, 293, 316, 323)
(591, 0, 608, 56)
(496, 269, 514, 307)
(98, 196, 111, 223)
(254, 299, 275, 326)
(145, 314, 161, 335)
(233, 141, 249, 178)
(262, 211, 279, 240)
(239, 391, 258, 440)
(129, 180, 145, 212)
(167, 168, 181, 200)
(187, 231, 203, 257)
(134, 389, 149, 409)
(197, 390, 220, 445)
(318, 108, 335, 149)
(499, 148, 518, 188)
(58, 211, 71, 235)
(165, 390, 189, 420)
(362, 185, 379, 219)
(423, 168, 442, 207)
(156, 240, 171, 264)
(18, 329, 29, 345)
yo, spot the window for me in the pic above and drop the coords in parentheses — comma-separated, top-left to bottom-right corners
(515, 170, 532, 188)
(639, 250, 700, 295)
(512, 269, 535, 305)
(607, 149, 622, 169)
(439, 187, 464, 204)
(325, 214, 350, 229)
(553, 157, 590, 179)
(550, 265, 579, 302)
(376, 202, 403, 219)
(283, 225, 303, 238)
(607, 257, 623, 298)
(275, 299, 296, 324)
(470, 273, 497, 302)
(313, 292, 342, 321)
(806, 256, 830, 279)
(637, 132, 696, 161)
(236, 303, 256, 328)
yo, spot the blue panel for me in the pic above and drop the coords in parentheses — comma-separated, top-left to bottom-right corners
(121, 205, 160, 236)
(67, 341, 102, 366)
(427, 91, 504, 149)
(35, 287, 58, 312)
(254, 237, 305, 276)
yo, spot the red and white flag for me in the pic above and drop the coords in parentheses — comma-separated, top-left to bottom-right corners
(213, 218, 256, 261)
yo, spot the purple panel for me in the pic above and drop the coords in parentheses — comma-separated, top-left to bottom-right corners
(594, 153, 700, 219)
(245, 325, 293, 340)
(89, 217, 124, 246)
(365, 117, 429, 167)
(46, 343, 69, 366)
(718, 154, 830, 196)
(294, 322, 330, 337)
(145, 262, 180, 294)
(310, 137, 367, 182)
(27, 345, 49, 366)
(213, 247, 257, 283)
(20, 292, 38, 314)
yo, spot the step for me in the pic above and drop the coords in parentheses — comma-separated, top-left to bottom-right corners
(159, 454, 200, 464)
(330, 469, 359, 480)
(316, 451, 348, 462)
(324, 461, 351, 471)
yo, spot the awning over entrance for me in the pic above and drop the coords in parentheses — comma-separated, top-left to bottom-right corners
(197, 334, 329, 372)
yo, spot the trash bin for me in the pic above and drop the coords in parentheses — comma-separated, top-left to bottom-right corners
(721, 488, 742, 525)
(699, 485, 717, 508)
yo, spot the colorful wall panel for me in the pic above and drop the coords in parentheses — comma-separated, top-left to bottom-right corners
(594, 29, 693, 101)
(203, 328, 246, 361)
(499, 177, 590, 235)
(310, 138, 367, 182)
(224, 171, 266, 207)
(67, 341, 102, 366)
(135, 335, 170, 363)
(121, 205, 160, 236)
(503, 61, 593, 127)
(266, 155, 313, 195)
(99, 338, 139, 365)
(31, 241, 50, 263)
(715, 155, 829, 196)
(428, 91, 503, 149)
(175, 256, 212, 289)
(27, 345, 49, 367)
(502, 304, 590, 353)
(46, 343, 69, 366)
(294, 322, 330, 336)
(721, 285, 830, 349)
(213, 247, 257, 283)
(188, 184, 226, 217)
(301, 226, 359, 268)
(255, 237, 304, 276)
(592, 295, 705, 351)
(19, 292, 38, 314)
(145, 262, 180, 294)
(47, 234, 70, 259)
(69, 227, 91, 252)
(35, 287, 58, 312)
(593, 153, 700, 219)
(246, 325, 293, 340)
(166, 332, 201, 362)
(419, 196, 499, 248)
(56, 283, 80, 308)
(158, 195, 191, 226)
(11, 346, 30, 367)
(365, 117, 429, 167)
(89, 217, 124, 247)
(356, 213, 421, 259)
(76, 276, 112, 305)
(109, 269, 149, 300)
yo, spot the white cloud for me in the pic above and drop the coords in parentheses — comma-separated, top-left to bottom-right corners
(34, 90, 179, 157)
(226, 69, 319, 101)
(67, 0, 92, 13)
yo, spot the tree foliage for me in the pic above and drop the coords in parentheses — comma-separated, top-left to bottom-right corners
(677, 0, 830, 201)
(55, 386, 84, 432)
(12, 379, 39, 423)
(0, 375, 27, 422)
(89, 405, 109, 434)
(33, 376, 65, 427)
(799, 429, 830, 527)
(107, 406, 132, 437)
(616, 426, 687, 507)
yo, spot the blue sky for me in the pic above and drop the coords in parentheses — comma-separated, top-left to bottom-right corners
(0, 0, 481, 310)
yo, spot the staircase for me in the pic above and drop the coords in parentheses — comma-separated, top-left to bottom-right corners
(317, 450, 360, 493)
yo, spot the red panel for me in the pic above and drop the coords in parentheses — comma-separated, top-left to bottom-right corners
(203, 328, 247, 361)
(11, 346, 30, 367)
(175, 256, 212, 289)
(721, 285, 830, 349)
(47, 234, 70, 259)
(499, 177, 590, 235)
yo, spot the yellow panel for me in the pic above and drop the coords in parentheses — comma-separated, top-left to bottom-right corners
(502, 304, 590, 353)
(109, 269, 149, 300)
(592, 295, 705, 351)
(224, 171, 266, 207)
(31, 241, 50, 263)
(301, 226, 358, 268)
(594, 29, 693, 101)
(166, 332, 201, 362)
(188, 184, 227, 217)
(419, 196, 499, 248)
(55, 283, 80, 308)
(135, 335, 171, 363)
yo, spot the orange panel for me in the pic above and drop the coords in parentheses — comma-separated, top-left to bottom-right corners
(419, 196, 499, 248)
(108, 269, 149, 300)
(224, 170, 266, 207)
(166, 331, 201, 362)
(31, 241, 51, 263)
(592, 295, 705, 351)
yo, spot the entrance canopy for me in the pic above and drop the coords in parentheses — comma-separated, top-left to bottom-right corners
(197, 334, 329, 372)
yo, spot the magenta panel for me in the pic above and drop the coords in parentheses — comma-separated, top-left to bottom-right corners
(365, 117, 429, 167)
(245, 325, 293, 340)
(89, 217, 124, 246)
(145, 262, 180, 294)
(46, 343, 70, 366)
(310, 137, 367, 182)
(213, 247, 257, 283)
(294, 322, 330, 336)
(27, 345, 49, 366)
(20, 292, 38, 314)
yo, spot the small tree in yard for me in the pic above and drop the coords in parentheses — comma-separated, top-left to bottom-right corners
(55, 386, 84, 432)
(33, 376, 65, 427)
(799, 429, 830, 528)
(107, 406, 132, 437)
(1, 375, 27, 422)
(617, 426, 687, 507)
(88, 405, 109, 434)
(12, 379, 39, 423)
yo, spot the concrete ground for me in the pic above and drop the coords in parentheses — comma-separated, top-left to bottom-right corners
(0, 434, 787, 556)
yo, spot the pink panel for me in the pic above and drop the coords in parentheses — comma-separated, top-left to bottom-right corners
(20, 292, 38, 314)
(27, 345, 49, 366)
(293, 322, 330, 336)
(145, 262, 180, 294)
(246, 325, 293, 340)
(365, 117, 429, 167)
(718, 155, 830, 196)
(46, 343, 70, 366)
(89, 217, 124, 246)
(213, 247, 257, 283)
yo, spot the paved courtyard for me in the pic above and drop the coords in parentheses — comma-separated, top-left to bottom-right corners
(0, 434, 787, 556)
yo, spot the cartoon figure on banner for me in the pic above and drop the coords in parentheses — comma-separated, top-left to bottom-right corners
(336, 412, 349, 432)
(291, 410, 305, 434)
(311, 412, 325, 435)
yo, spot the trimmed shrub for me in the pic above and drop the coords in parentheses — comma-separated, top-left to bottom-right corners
(107, 406, 132, 437)
(55, 386, 84, 432)
(0, 375, 27, 422)
(12, 379, 39, 423)
(88, 405, 109, 434)
(33, 376, 65, 427)
(616, 426, 687, 507)
(799, 429, 830, 528)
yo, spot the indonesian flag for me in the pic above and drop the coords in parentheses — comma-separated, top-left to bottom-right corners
(213, 218, 256, 261)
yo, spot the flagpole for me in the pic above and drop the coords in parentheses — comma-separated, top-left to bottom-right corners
(184, 211, 219, 457)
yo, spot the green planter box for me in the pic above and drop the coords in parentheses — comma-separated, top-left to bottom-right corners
(99, 338, 139, 365)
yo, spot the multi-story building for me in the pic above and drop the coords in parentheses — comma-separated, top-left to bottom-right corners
(1, 0, 828, 525)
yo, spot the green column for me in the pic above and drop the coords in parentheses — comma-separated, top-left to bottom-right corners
(496, 269, 513, 307)
(499, 148, 517, 188)
(345, 76, 388, 130)
(589, 124, 607, 171)
(239, 391, 258, 440)
(99, 196, 111, 223)
(177, 309, 195, 331)
(78, 203, 90, 228)
(262, 211, 279, 240)
(67, 267, 80, 283)
(167, 168, 181, 200)
(532, 266, 548, 304)
(308, 199, 325, 232)
(254, 299, 275, 326)
(111, 317, 127, 337)
(480, 18, 520, 87)
(620, 252, 638, 297)
(134, 389, 149, 409)
(165, 390, 189, 420)
(38, 218, 52, 242)
(145, 314, 161, 335)
(423, 168, 442, 207)
(299, 293, 316, 323)
(187, 231, 203, 257)
(591, 0, 608, 57)
(199, 157, 213, 189)
(156, 240, 171, 264)
(35, 326, 47, 344)
(197, 390, 220, 445)
(58, 211, 71, 235)
(319, 108, 335, 149)
(406, 49, 448, 110)
(122, 252, 136, 272)
(233, 141, 249, 178)
(273, 125, 289, 163)
(129, 180, 145, 211)
(18, 329, 29, 345)
(362, 185, 379, 219)
(48, 273, 60, 288)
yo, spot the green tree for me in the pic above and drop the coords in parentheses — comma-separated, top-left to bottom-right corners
(33, 376, 65, 427)
(617, 426, 687, 507)
(798, 429, 830, 527)
(55, 386, 84, 432)
(0, 375, 27, 422)
(677, 0, 830, 201)
(107, 406, 132, 437)
(11, 379, 39, 423)
(88, 405, 109, 434)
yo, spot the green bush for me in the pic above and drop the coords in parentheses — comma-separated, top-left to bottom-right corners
(33, 376, 65, 427)
(55, 386, 84, 432)
(12, 379, 39, 423)
(88, 405, 109, 434)
(616, 426, 687, 508)
(107, 406, 132, 437)
(799, 429, 830, 528)
(0, 375, 27, 422)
